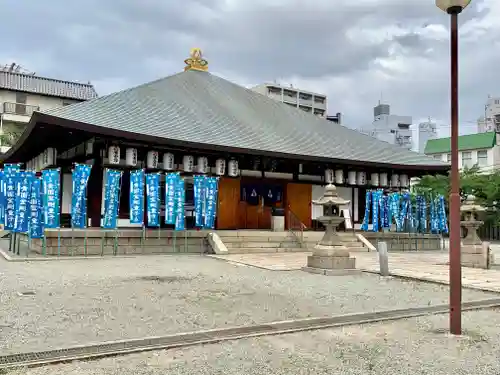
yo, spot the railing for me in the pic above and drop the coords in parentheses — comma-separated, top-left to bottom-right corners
(287, 205, 305, 246)
(2, 102, 39, 116)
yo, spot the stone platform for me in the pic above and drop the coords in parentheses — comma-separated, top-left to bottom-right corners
(18, 228, 209, 256)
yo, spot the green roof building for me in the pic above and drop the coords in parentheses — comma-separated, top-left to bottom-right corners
(424, 132, 497, 171)
(2, 48, 448, 230)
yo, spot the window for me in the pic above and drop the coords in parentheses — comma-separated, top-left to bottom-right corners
(15, 92, 27, 115)
(314, 96, 326, 104)
(446, 153, 451, 162)
(477, 150, 488, 166)
(495, 99, 500, 105)
(461, 151, 472, 168)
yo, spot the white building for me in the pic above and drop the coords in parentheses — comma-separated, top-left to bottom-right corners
(424, 132, 500, 173)
(414, 120, 438, 154)
(251, 83, 327, 117)
(477, 96, 500, 133)
(0, 64, 98, 152)
(359, 103, 413, 150)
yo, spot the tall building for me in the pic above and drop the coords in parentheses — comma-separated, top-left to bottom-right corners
(477, 96, 500, 133)
(415, 120, 437, 154)
(359, 103, 413, 150)
(0, 63, 98, 152)
(251, 83, 327, 117)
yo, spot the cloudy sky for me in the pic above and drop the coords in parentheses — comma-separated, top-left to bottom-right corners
(1, 0, 499, 138)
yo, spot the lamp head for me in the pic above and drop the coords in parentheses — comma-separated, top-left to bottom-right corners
(436, 0, 472, 14)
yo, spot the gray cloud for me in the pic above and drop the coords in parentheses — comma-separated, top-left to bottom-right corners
(0, 0, 497, 135)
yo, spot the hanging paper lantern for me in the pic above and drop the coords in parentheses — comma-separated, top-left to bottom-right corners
(391, 173, 400, 187)
(125, 148, 138, 166)
(228, 159, 239, 177)
(108, 145, 120, 165)
(163, 153, 175, 170)
(147, 151, 159, 169)
(370, 173, 379, 186)
(324, 169, 334, 184)
(215, 159, 226, 176)
(335, 169, 344, 184)
(356, 171, 366, 185)
(347, 171, 356, 185)
(182, 155, 194, 172)
(196, 156, 209, 174)
(400, 174, 409, 187)
(379, 173, 388, 187)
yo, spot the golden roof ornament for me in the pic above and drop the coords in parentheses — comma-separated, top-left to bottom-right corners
(184, 48, 208, 72)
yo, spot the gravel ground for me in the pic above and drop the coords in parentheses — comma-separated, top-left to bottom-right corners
(5, 309, 500, 375)
(0, 255, 497, 355)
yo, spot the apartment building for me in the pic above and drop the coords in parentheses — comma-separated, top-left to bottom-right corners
(477, 96, 500, 133)
(0, 64, 98, 152)
(251, 83, 327, 117)
(424, 132, 499, 173)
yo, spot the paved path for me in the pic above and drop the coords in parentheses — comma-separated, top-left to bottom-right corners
(210, 250, 500, 293)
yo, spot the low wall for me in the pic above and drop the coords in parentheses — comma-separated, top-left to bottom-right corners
(18, 229, 209, 256)
(360, 232, 442, 251)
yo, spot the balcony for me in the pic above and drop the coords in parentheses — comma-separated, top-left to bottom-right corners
(1, 102, 40, 123)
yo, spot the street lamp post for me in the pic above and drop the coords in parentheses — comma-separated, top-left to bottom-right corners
(435, 0, 471, 335)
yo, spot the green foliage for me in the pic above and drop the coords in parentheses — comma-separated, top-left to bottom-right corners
(414, 166, 500, 223)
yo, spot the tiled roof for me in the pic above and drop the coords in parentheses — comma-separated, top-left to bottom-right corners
(425, 132, 496, 154)
(0, 71, 98, 100)
(41, 70, 447, 168)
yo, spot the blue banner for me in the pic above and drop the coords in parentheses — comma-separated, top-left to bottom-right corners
(42, 169, 61, 229)
(203, 177, 218, 229)
(29, 178, 44, 238)
(361, 191, 371, 231)
(4, 171, 19, 230)
(130, 169, 145, 225)
(165, 173, 179, 225)
(175, 178, 185, 230)
(194, 175, 205, 227)
(102, 169, 122, 229)
(71, 164, 92, 229)
(14, 171, 35, 233)
(0, 170, 4, 224)
(146, 173, 161, 227)
(1, 164, 21, 226)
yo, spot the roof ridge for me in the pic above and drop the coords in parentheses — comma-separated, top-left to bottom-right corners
(0, 70, 95, 88)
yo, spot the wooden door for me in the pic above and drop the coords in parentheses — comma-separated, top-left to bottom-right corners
(217, 177, 240, 229)
(286, 183, 312, 229)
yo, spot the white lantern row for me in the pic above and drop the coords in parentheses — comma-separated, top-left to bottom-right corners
(147, 151, 159, 169)
(400, 174, 409, 188)
(125, 148, 138, 167)
(370, 173, 379, 186)
(356, 171, 366, 186)
(324, 169, 334, 184)
(182, 155, 194, 172)
(391, 173, 400, 187)
(27, 147, 57, 171)
(228, 159, 239, 177)
(163, 153, 175, 170)
(379, 173, 388, 187)
(335, 169, 343, 185)
(347, 171, 356, 185)
(215, 159, 226, 176)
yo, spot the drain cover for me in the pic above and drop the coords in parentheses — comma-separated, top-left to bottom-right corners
(17, 291, 36, 297)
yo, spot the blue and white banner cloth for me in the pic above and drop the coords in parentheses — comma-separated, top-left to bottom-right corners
(438, 195, 448, 234)
(71, 163, 92, 229)
(193, 175, 206, 227)
(29, 177, 44, 239)
(398, 193, 410, 232)
(3, 170, 19, 230)
(42, 169, 61, 229)
(204, 177, 219, 229)
(102, 169, 122, 229)
(381, 195, 389, 229)
(0, 170, 4, 224)
(175, 178, 186, 231)
(372, 189, 383, 232)
(146, 173, 161, 227)
(165, 173, 179, 225)
(361, 191, 371, 231)
(129, 169, 145, 225)
(14, 171, 35, 233)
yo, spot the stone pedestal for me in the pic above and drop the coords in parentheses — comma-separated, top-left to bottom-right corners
(461, 242, 494, 269)
(303, 184, 360, 276)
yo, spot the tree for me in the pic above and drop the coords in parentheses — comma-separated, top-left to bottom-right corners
(414, 167, 500, 224)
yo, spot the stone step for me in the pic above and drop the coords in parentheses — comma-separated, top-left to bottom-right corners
(225, 241, 302, 249)
(218, 236, 296, 243)
(226, 247, 307, 254)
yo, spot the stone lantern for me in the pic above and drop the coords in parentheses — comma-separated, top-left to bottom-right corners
(460, 195, 493, 268)
(303, 184, 359, 276)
